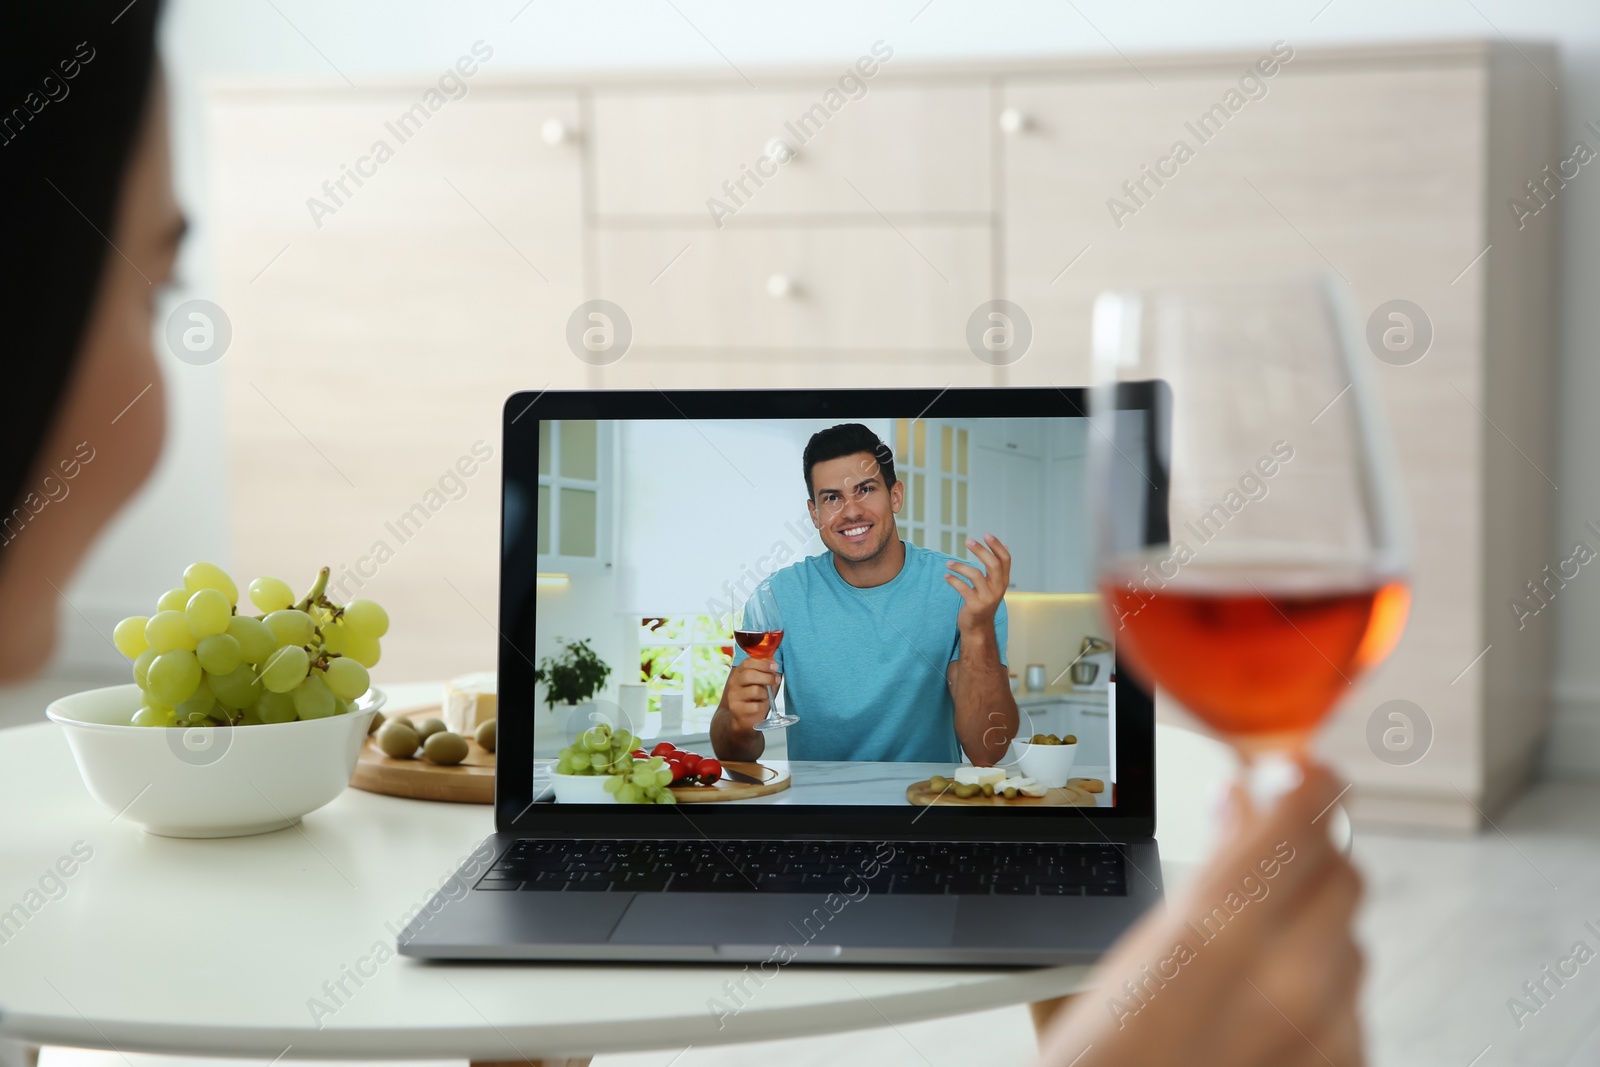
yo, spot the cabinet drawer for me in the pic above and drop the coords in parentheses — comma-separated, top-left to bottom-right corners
(999, 69, 1483, 380)
(211, 92, 584, 249)
(594, 224, 992, 351)
(593, 85, 992, 217)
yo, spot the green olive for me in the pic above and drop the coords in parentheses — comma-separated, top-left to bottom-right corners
(928, 775, 948, 791)
(415, 717, 447, 741)
(954, 782, 978, 799)
(1030, 733, 1046, 744)
(1064, 734, 1078, 744)
(981, 782, 995, 796)
(474, 717, 497, 753)
(367, 710, 385, 736)
(376, 719, 420, 758)
(1003, 787, 1018, 799)
(423, 730, 469, 766)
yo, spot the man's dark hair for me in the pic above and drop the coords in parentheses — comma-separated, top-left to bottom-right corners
(802, 423, 897, 498)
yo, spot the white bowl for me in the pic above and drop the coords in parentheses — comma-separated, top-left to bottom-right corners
(1017, 739, 1078, 788)
(47, 684, 384, 838)
(551, 772, 619, 804)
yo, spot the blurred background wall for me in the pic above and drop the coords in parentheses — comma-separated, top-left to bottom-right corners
(49, 0, 1600, 778)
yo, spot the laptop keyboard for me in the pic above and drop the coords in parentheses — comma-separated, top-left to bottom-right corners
(475, 839, 1128, 896)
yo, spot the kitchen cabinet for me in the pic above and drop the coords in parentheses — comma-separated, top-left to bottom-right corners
(971, 423, 1091, 593)
(211, 41, 1558, 829)
(535, 420, 614, 575)
(970, 418, 1044, 458)
(1050, 419, 1088, 461)
(969, 445, 1043, 591)
(994, 49, 1561, 832)
(1043, 427, 1092, 593)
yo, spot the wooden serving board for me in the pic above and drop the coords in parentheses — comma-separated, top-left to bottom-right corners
(905, 778, 1097, 807)
(350, 707, 495, 804)
(670, 761, 789, 803)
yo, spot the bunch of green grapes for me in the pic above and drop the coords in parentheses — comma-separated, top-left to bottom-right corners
(112, 563, 388, 729)
(555, 724, 676, 804)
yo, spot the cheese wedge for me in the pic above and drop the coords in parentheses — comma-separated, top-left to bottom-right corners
(954, 765, 1007, 787)
(443, 671, 497, 734)
(1018, 782, 1049, 797)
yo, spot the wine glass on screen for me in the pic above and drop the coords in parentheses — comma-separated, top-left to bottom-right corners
(735, 580, 796, 732)
(1088, 275, 1411, 821)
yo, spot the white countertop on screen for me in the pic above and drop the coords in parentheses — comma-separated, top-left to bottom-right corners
(532, 759, 1114, 807)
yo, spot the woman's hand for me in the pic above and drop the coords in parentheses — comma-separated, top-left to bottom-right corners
(1037, 762, 1365, 1067)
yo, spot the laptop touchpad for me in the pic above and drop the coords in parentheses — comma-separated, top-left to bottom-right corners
(613, 894, 958, 949)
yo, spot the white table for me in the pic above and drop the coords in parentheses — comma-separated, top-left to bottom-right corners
(0, 682, 1232, 1065)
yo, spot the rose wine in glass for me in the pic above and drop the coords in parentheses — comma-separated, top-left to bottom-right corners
(1102, 573, 1410, 745)
(733, 629, 784, 660)
(1090, 276, 1411, 819)
(735, 581, 796, 731)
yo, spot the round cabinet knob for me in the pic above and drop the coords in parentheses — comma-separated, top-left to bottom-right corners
(765, 137, 795, 163)
(541, 118, 573, 146)
(766, 273, 794, 298)
(998, 108, 1028, 134)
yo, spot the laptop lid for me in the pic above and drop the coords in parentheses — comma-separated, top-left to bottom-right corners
(495, 386, 1165, 841)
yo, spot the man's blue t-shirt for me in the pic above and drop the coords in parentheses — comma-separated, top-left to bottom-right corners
(731, 540, 1008, 762)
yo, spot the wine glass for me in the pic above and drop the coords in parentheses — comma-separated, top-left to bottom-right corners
(734, 580, 796, 731)
(1088, 274, 1411, 823)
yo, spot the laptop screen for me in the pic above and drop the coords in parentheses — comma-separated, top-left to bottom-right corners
(504, 391, 1159, 823)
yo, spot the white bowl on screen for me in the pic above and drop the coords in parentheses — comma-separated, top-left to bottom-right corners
(551, 772, 620, 804)
(1017, 739, 1078, 788)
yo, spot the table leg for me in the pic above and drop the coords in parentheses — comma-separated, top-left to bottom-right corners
(470, 1058, 591, 1067)
(1028, 994, 1082, 1039)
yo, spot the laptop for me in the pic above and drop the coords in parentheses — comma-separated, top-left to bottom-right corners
(400, 385, 1166, 965)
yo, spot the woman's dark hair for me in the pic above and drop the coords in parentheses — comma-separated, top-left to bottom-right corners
(0, 1, 162, 521)
(802, 423, 897, 498)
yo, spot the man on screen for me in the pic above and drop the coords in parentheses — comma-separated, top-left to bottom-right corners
(710, 423, 1019, 765)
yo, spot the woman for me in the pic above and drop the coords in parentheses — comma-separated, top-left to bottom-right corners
(0, 5, 1364, 1064)
(1, 1, 178, 680)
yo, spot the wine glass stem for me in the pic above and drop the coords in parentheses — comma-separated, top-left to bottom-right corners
(1231, 732, 1351, 852)
(766, 684, 777, 723)
(1238, 746, 1305, 814)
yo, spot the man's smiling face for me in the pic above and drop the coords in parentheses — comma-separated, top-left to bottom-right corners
(808, 452, 904, 564)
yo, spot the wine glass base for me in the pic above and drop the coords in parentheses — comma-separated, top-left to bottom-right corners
(1236, 749, 1353, 854)
(753, 715, 798, 731)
